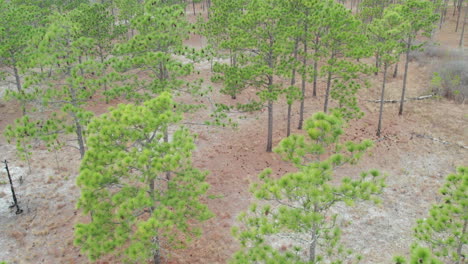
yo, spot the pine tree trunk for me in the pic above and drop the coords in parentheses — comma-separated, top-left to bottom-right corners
(267, 99, 273, 152)
(232, 53, 237, 99)
(459, 5, 467, 48)
(298, 10, 309, 130)
(377, 63, 388, 137)
(455, 217, 467, 264)
(149, 178, 161, 264)
(455, 0, 463, 32)
(69, 86, 86, 158)
(309, 228, 317, 263)
(323, 68, 333, 113)
(309, 206, 319, 263)
(393, 63, 398, 78)
(74, 115, 86, 159)
(12, 64, 26, 115)
(287, 104, 292, 137)
(399, 39, 411, 116)
(287, 37, 299, 137)
(153, 245, 161, 264)
(375, 53, 379, 76)
(312, 34, 319, 97)
(453, 0, 458, 16)
(164, 129, 171, 180)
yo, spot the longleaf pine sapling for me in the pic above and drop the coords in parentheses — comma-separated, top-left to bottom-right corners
(414, 166, 467, 264)
(75, 93, 213, 264)
(232, 112, 386, 264)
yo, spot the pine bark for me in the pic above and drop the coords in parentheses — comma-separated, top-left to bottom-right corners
(399, 38, 411, 116)
(377, 63, 388, 137)
(298, 10, 309, 130)
(287, 37, 300, 137)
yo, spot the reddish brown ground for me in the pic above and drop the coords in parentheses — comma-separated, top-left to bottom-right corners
(0, 4, 467, 264)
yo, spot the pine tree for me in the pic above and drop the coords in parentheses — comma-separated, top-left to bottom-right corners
(6, 12, 108, 158)
(75, 92, 213, 264)
(414, 166, 467, 264)
(320, 1, 371, 119)
(368, 8, 406, 136)
(110, 0, 204, 103)
(397, 0, 439, 115)
(0, 0, 44, 114)
(205, 0, 295, 152)
(232, 112, 385, 263)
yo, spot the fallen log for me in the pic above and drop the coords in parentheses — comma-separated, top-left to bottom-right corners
(410, 132, 468, 149)
(367, 94, 435, 103)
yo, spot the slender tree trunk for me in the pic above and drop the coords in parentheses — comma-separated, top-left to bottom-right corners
(298, 12, 309, 130)
(69, 86, 86, 158)
(153, 243, 161, 264)
(455, 217, 467, 264)
(393, 63, 398, 78)
(375, 53, 379, 76)
(12, 65, 26, 115)
(232, 53, 237, 99)
(148, 177, 161, 264)
(309, 205, 319, 263)
(455, 0, 463, 32)
(164, 129, 171, 180)
(323, 50, 336, 113)
(193, 0, 196, 15)
(399, 39, 412, 116)
(377, 63, 388, 137)
(453, 0, 458, 16)
(459, 5, 467, 48)
(267, 76, 274, 152)
(287, 37, 300, 137)
(323, 70, 332, 113)
(309, 227, 317, 263)
(74, 115, 86, 159)
(312, 34, 319, 97)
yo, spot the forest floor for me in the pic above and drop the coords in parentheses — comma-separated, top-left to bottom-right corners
(0, 5, 467, 264)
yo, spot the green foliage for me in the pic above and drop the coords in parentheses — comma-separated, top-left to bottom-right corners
(394, 245, 443, 264)
(320, 0, 372, 118)
(5, 10, 112, 158)
(232, 112, 385, 263)
(69, 3, 123, 62)
(75, 92, 213, 263)
(0, 0, 41, 68)
(110, 0, 205, 102)
(358, 0, 394, 23)
(368, 9, 406, 67)
(0, 0, 45, 112)
(414, 166, 467, 263)
(205, 0, 297, 151)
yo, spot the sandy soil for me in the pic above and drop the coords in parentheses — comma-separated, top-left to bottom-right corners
(0, 4, 467, 264)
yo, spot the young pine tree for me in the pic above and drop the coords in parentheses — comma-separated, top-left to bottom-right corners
(0, 0, 44, 114)
(368, 9, 406, 136)
(414, 166, 467, 264)
(110, 0, 203, 103)
(396, 0, 439, 115)
(206, 0, 295, 152)
(394, 246, 443, 264)
(232, 112, 386, 264)
(75, 92, 213, 264)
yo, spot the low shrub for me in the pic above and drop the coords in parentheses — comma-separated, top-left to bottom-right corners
(431, 60, 468, 103)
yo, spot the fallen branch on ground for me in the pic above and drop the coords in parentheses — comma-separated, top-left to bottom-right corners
(410, 132, 467, 149)
(367, 94, 435, 103)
